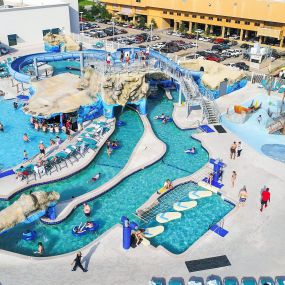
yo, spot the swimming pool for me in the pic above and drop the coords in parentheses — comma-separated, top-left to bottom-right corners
(0, 99, 66, 171)
(0, 90, 210, 256)
(140, 182, 234, 254)
(221, 94, 285, 163)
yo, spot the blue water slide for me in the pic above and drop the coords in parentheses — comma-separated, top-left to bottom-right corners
(9, 50, 108, 83)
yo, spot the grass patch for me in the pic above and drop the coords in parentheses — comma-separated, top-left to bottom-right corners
(79, 0, 96, 7)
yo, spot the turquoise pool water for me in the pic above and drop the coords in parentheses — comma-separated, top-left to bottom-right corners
(0, 90, 210, 256)
(0, 99, 66, 171)
(221, 94, 285, 163)
(49, 60, 80, 76)
(141, 182, 234, 254)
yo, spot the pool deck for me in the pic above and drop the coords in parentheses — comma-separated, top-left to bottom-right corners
(0, 118, 115, 200)
(1, 125, 285, 284)
(1, 82, 285, 282)
(41, 113, 166, 224)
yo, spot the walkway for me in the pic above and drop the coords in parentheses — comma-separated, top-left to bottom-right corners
(41, 114, 166, 224)
(0, 118, 115, 200)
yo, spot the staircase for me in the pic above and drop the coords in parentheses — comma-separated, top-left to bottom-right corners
(201, 97, 220, 124)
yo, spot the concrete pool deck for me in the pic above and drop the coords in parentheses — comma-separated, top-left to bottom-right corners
(1, 127, 285, 284)
(1, 74, 285, 283)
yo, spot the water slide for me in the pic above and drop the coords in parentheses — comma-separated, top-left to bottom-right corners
(8, 50, 107, 83)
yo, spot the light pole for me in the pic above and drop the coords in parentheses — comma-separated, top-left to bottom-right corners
(80, 12, 83, 34)
(194, 29, 202, 59)
(150, 22, 153, 42)
(112, 17, 115, 49)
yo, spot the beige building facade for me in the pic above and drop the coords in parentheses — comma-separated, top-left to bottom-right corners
(100, 0, 285, 48)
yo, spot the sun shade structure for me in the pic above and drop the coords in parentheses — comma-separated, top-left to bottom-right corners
(23, 73, 95, 117)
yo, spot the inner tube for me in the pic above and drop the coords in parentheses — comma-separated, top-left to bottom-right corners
(22, 230, 37, 241)
(72, 221, 99, 237)
(116, 121, 126, 127)
(111, 145, 120, 150)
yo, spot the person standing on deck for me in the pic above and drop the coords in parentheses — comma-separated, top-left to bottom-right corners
(260, 187, 271, 212)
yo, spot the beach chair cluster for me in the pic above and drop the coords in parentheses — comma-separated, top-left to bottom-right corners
(14, 121, 112, 184)
(149, 276, 285, 285)
(259, 79, 285, 93)
(78, 121, 111, 145)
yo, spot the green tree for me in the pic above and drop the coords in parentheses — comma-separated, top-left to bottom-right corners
(138, 16, 146, 28)
(178, 22, 187, 34)
(150, 18, 158, 29)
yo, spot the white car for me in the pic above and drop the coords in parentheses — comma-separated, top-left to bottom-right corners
(204, 37, 212, 42)
(191, 42, 198, 47)
(172, 32, 182, 37)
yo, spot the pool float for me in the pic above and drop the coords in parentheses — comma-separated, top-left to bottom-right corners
(22, 230, 37, 241)
(143, 226, 164, 238)
(185, 148, 196, 154)
(111, 145, 121, 150)
(116, 121, 126, 127)
(91, 173, 100, 181)
(198, 181, 220, 194)
(156, 212, 181, 224)
(173, 200, 197, 212)
(72, 221, 99, 237)
(188, 190, 212, 200)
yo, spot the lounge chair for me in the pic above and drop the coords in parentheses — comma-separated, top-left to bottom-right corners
(64, 146, 79, 162)
(44, 157, 58, 175)
(149, 277, 166, 285)
(56, 151, 74, 165)
(223, 277, 239, 285)
(21, 164, 36, 184)
(241, 277, 257, 285)
(258, 277, 274, 285)
(207, 275, 223, 285)
(275, 276, 285, 285)
(169, 277, 185, 285)
(54, 153, 69, 169)
(188, 277, 204, 285)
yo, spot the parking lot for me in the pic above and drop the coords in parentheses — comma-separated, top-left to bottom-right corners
(79, 20, 285, 74)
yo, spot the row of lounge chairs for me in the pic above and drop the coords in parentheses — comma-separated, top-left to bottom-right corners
(150, 276, 285, 285)
(259, 79, 285, 93)
(14, 121, 112, 184)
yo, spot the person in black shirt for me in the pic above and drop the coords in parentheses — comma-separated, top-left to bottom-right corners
(71, 251, 87, 272)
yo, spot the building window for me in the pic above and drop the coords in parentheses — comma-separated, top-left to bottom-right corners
(51, 28, 60, 34)
(42, 29, 50, 36)
(7, 34, 17, 46)
(177, 12, 181, 16)
(254, 22, 260, 26)
(185, 13, 189, 17)
(226, 19, 231, 23)
(217, 18, 222, 21)
(209, 17, 213, 20)
(192, 14, 197, 18)
(163, 10, 167, 14)
(235, 20, 240, 24)
(245, 21, 250, 25)
(136, 0, 141, 2)
(169, 11, 173, 15)
(200, 15, 205, 19)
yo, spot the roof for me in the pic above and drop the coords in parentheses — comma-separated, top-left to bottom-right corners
(23, 73, 95, 117)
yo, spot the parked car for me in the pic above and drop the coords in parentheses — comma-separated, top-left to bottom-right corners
(240, 43, 250, 49)
(234, 62, 250, 71)
(213, 38, 224, 44)
(205, 55, 222, 62)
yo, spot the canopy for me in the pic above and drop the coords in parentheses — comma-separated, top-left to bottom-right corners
(23, 73, 94, 117)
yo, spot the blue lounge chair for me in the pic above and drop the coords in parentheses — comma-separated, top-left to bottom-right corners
(207, 275, 222, 285)
(188, 277, 204, 285)
(149, 277, 166, 285)
(258, 277, 274, 285)
(224, 277, 239, 285)
(169, 277, 185, 285)
(241, 277, 257, 285)
(275, 276, 285, 285)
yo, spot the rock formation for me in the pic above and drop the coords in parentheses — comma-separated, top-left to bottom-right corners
(0, 191, 60, 234)
(43, 32, 80, 51)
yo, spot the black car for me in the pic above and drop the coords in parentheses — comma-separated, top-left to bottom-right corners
(240, 43, 250, 49)
(211, 44, 223, 51)
(234, 62, 250, 71)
